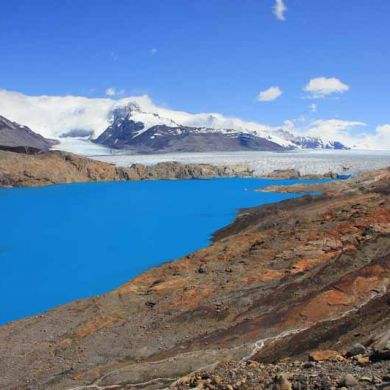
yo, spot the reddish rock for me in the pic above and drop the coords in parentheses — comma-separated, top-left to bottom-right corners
(309, 350, 344, 362)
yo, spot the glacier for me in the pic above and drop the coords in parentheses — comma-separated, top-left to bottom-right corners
(53, 139, 390, 176)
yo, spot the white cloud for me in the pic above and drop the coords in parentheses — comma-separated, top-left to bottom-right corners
(0, 89, 149, 138)
(376, 124, 390, 139)
(105, 87, 116, 97)
(150, 48, 158, 56)
(304, 77, 350, 98)
(257, 86, 282, 102)
(285, 119, 390, 149)
(361, 124, 390, 150)
(286, 118, 375, 148)
(273, 0, 287, 21)
(309, 103, 317, 113)
(304, 119, 366, 140)
(105, 87, 125, 97)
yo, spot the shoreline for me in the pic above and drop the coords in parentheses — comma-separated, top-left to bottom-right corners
(0, 149, 357, 189)
(0, 167, 389, 389)
(0, 149, 254, 188)
(0, 176, 307, 326)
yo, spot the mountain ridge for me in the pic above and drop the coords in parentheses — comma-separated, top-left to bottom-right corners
(0, 115, 56, 153)
(93, 103, 348, 153)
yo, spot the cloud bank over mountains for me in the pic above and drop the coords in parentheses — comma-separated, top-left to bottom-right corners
(0, 89, 388, 150)
(0, 89, 274, 139)
(285, 118, 390, 150)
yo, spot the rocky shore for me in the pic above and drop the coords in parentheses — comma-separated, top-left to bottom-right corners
(261, 168, 340, 180)
(0, 150, 254, 187)
(0, 149, 346, 188)
(0, 166, 389, 389)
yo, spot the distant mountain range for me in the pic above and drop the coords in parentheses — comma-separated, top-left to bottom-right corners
(93, 104, 348, 152)
(0, 115, 56, 153)
(0, 103, 348, 154)
(273, 129, 347, 150)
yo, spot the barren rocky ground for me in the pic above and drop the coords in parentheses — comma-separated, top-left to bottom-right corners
(0, 161, 389, 389)
(172, 355, 390, 390)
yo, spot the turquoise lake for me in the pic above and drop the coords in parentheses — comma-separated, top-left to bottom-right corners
(0, 178, 322, 324)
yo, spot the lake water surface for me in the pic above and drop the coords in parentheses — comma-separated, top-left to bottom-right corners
(0, 178, 322, 324)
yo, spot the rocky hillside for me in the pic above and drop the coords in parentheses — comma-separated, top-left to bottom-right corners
(0, 149, 253, 187)
(0, 167, 389, 389)
(0, 115, 55, 152)
(93, 104, 347, 152)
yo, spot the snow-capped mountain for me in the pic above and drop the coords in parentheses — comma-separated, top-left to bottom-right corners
(93, 103, 347, 152)
(274, 129, 348, 150)
(0, 91, 348, 153)
(94, 104, 291, 152)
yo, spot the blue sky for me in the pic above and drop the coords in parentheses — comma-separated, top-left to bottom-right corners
(0, 0, 389, 141)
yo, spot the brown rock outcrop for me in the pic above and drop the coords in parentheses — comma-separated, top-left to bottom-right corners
(309, 350, 344, 362)
(263, 168, 339, 180)
(0, 149, 253, 187)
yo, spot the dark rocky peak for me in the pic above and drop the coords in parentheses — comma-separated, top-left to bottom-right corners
(0, 115, 56, 152)
(109, 104, 139, 122)
(94, 119, 145, 146)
